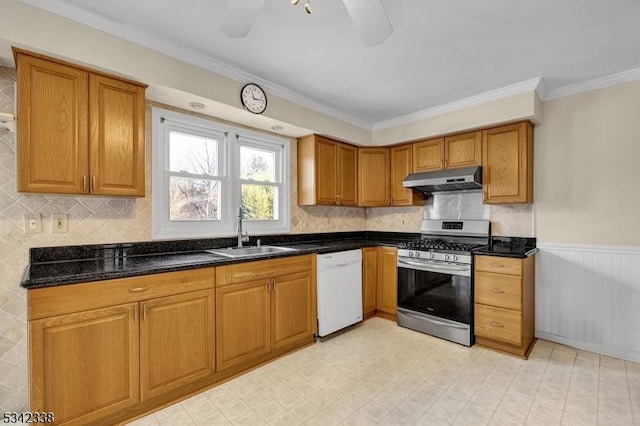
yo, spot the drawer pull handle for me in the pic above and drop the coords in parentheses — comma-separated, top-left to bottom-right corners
(129, 287, 149, 293)
(490, 263, 504, 268)
(490, 321, 504, 328)
(491, 288, 505, 294)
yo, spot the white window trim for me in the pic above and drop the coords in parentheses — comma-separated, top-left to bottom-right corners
(151, 107, 290, 240)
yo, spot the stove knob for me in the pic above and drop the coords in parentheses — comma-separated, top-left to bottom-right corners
(408, 251, 414, 257)
(415, 252, 420, 258)
(453, 255, 458, 261)
(444, 255, 450, 261)
(429, 253, 435, 259)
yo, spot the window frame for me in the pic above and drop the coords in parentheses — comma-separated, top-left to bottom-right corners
(151, 107, 290, 240)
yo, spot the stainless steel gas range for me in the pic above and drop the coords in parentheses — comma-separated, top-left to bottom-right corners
(396, 219, 490, 346)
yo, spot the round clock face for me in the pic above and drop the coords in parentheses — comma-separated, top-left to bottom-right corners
(241, 83, 267, 114)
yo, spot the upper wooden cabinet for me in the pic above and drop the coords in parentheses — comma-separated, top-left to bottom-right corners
(297, 134, 357, 206)
(390, 144, 423, 206)
(413, 131, 482, 173)
(14, 48, 146, 196)
(413, 138, 444, 172)
(358, 147, 390, 206)
(482, 122, 533, 204)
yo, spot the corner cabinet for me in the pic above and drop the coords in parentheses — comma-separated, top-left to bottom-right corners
(482, 122, 533, 203)
(358, 147, 390, 206)
(27, 268, 215, 425)
(474, 255, 535, 358)
(215, 255, 316, 372)
(297, 134, 357, 206)
(14, 48, 146, 196)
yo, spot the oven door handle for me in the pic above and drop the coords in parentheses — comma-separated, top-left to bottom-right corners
(400, 310, 469, 330)
(397, 259, 470, 274)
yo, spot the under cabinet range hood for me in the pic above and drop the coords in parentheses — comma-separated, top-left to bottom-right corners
(403, 166, 482, 194)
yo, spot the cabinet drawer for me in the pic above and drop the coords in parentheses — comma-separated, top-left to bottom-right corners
(475, 272, 522, 310)
(475, 256, 522, 276)
(28, 268, 216, 320)
(475, 304, 521, 346)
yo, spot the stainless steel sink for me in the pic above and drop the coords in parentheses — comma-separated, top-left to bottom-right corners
(204, 245, 297, 259)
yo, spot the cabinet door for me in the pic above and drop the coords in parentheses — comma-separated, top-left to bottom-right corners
(315, 137, 338, 205)
(140, 289, 215, 400)
(272, 271, 316, 349)
(444, 131, 481, 169)
(358, 148, 390, 206)
(361, 247, 378, 317)
(216, 280, 271, 371)
(482, 122, 533, 203)
(413, 138, 444, 172)
(16, 53, 89, 194)
(89, 74, 146, 196)
(377, 247, 398, 316)
(29, 304, 139, 425)
(337, 143, 358, 206)
(390, 144, 423, 206)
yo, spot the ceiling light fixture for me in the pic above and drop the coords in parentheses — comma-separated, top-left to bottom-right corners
(188, 102, 206, 110)
(291, 0, 312, 15)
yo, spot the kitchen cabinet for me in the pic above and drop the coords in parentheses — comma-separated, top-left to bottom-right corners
(376, 246, 398, 318)
(215, 255, 316, 371)
(390, 144, 423, 206)
(474, 255, 535, 358)
(482, 122, 533, 203)
(297, 134, 357, 206)
(358, 147, 390, 206)
(14, 48, 146, 196)
(27, 268, 215, 425)
(361, 247, 378, 318)
(413, 138, 444, 172)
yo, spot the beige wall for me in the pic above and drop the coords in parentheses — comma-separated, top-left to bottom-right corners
(534, 80, 640, 246)
(372, 91, 541, 145)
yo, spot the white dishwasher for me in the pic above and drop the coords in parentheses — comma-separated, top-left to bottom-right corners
(317, 249, 363, 337)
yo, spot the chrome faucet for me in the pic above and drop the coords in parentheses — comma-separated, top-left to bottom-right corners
(237, 206, 249, 247)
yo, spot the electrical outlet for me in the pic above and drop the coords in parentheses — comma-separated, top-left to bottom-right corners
(24, 213, 42, 234)
(400, 219, 406, 227)
(52, 214, 68, 233)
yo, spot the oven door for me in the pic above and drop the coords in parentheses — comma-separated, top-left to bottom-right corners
(397, 257, 472, 325)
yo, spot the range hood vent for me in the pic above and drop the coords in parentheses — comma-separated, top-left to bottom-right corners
(403, 166, 482, 194)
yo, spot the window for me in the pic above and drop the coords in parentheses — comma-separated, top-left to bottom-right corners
(152, 108, 289, 239)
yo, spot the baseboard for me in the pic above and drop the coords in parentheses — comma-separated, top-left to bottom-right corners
(536, 330, 640, 363)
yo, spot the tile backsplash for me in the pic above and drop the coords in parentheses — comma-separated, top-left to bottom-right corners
(0, 65, 533, 411)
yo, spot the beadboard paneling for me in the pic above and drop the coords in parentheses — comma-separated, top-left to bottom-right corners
(536, 244, 640, 362)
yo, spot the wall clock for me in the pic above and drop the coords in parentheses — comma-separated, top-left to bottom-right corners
(240, 83, 267, 114)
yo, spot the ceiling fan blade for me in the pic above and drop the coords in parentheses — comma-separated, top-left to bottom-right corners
(342, 0, 393, 46)
(219, 0, 266, 38)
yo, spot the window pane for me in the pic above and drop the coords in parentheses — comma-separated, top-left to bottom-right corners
(240, 146, 275, 182)
(169, 176, 221, 221)
(169, 131, 219, 176)
(241, 184, 278, 220)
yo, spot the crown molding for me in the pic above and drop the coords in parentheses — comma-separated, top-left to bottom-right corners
(373, 78, 542, 131)
(18, 0, 373, 130)
(540, 67, 640, 101)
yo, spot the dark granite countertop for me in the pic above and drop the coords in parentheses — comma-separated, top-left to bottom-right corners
(473, 236, 537, 259)
(21, 232, 415, 289)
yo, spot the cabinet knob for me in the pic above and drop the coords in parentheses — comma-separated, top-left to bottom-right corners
(91, 176, 96, 193)
(82, 175, 88, 193)
(490, 288, 505, 294)
(490, 263, 505, 268)
(129, 286, 149, 293)
(490, 321, 504, 328)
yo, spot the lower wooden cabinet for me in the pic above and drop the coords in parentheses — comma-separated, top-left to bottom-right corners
(27, 268, 216, 425)
(474, 255, 535, 358)
(140, 289, 215, 400)
(377, 246, 398, 318)
(29, 304, 140, 425)
(361, 247, 378, 318)
(215, 255, 317, 372)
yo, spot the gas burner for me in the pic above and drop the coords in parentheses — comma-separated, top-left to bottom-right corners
(398, 240, 484, 254)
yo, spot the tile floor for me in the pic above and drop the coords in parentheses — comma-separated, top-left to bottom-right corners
(128, 318, 640, 425)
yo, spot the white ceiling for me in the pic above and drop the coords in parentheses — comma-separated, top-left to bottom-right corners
(11, 0, 640, 128)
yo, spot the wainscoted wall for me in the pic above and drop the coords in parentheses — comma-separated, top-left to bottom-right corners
(536, 244, 640, 362)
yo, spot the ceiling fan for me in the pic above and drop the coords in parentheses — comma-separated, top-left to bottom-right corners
(219, 0, 393, 46)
